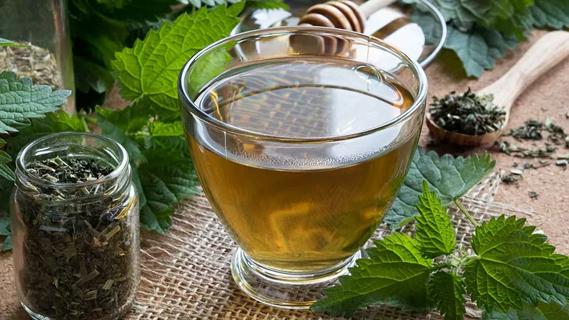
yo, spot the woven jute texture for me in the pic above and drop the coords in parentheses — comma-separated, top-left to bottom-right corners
(0, 172, 534, 319)
(127, 172, 528, 320)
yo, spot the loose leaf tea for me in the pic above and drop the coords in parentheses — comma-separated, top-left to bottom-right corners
(497, 119, 569, 159)
(495, 141, 557, 159)
(429, 89, 506, 135)
(13, 156, 139, 319)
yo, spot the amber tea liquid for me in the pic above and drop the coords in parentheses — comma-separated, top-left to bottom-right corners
(189, 58, 417, 272)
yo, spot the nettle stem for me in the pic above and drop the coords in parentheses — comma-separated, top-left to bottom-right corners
(454, 199, 478, 227)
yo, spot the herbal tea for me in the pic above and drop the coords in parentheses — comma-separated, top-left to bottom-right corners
(189, 58, 417, 271)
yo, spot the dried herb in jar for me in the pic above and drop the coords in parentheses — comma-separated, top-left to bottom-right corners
(0, 42, 62, 87)
(14, 156, 138, 319)
(429, 88, 506, 135)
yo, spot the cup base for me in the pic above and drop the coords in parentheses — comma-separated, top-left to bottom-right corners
(230, 248, 361, 309)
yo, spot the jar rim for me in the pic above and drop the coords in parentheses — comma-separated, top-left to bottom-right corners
(15, 132, 130, 189)
(178, 26, 428, 143)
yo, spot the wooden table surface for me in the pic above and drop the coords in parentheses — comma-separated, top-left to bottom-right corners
(422, 31, 569, 254)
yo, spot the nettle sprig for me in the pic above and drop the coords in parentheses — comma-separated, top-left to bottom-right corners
(312, 183, 569, 319)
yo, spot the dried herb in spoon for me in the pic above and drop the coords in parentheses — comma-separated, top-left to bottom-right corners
(429, 88, 506, 135)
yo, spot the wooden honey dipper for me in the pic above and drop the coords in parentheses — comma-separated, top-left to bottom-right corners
(299, 0, 397, 33)
(289, 0, 398, 55)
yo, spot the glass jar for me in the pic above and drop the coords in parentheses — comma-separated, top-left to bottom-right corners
(0, 0, 75, 112)
(11, 132, 139, 320)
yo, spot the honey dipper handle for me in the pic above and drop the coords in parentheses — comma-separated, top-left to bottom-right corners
(479, 31, 569, 111)
(359, 0, 397, 17)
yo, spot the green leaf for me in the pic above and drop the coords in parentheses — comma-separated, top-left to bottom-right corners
(312, 233, 432, 315)
(149, 121, 184, 137)
(69, 2, 129, 97)
(1, 111, 88, 185)
(385, 148, 495, 228)
(245, 0, 289, 10)
(483, 302, 569, 320)
(461, 0, 534, 39)
(428, 271, 466, 320)
(74, 57, 115, 94)
(112, 3, 243, 111)
(427, 0, 477, 29)
(96, 109, 147, 165)
(94, 103, 198, 234)
(410, 9, 443, 44)
(415, 183, 456, 258)
(528, 0, 569, 29)
(140, 206, 175, 234)
(465, 215, 569, 312)
(0, 216, 10, 236)
(0, 149, 14, 182)
(6, 112, 89, 155)
(0, 72, 71, 134)
(443, 25, 518, 78)
(138, 136, 199, 233)
(96, 105, 150, 134)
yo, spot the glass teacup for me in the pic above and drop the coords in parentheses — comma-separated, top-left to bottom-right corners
(178, 27, 427, 309)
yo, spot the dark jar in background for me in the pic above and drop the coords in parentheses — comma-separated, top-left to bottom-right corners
(11, 132, 140, 320)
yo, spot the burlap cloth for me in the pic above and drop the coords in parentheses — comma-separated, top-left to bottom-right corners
(0, 172, 535, 320)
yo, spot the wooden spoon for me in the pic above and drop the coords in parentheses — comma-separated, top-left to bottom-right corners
(427, 31, 569, 147)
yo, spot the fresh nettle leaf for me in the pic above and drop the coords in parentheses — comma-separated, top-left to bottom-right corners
(0, 143, 14, 182)
(405, 0, 569, 77)
(0, 214, 11, 251)
(460, 0, 534, 39)
(137, 135, 199, 233)
(315, 185, 569, 320)
(386, 148, 495, 228)
(483, 302, 569, 320)
(95, 106, 198, 232)
(528, 0, 569, 29)
(0, 73, 72, 186)
(428, 271, 466, 320)
(0, 215, 10, 236)
(6, 112, 89, 155)
(426, 0, 477, 29)
(97, 111, 147, 165)
(465, 215, 569, 312)
(245, 0, 288, 9)
(312, 233, 432, 315)
(0, 72, 71, 134)
(415, 183, 456, 258)
(443, 25, 518, 78)
(112, 3, 244, 112)
(410, 10, 442, 44)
